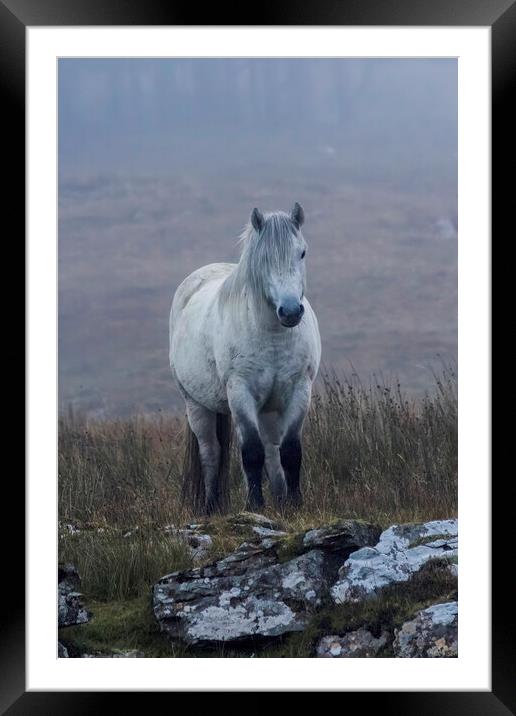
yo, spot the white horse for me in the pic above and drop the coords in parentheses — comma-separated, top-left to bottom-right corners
(169, 203, 321, 514)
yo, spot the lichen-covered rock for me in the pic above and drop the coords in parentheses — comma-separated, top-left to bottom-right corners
(154, 544, 327, 644)
(163, 524, 214, 562)
(210, 512, 288, 541)
(153, 519, 379, 645)
(249, 525, 288, 539)
(447, 562, 458, 578)
(331, 519, 458, 604)
(59, 522, 81, 536)
(58, 564, 91, 627)
(81, 650, 145, 658)
(393, 601, 458, 658)
(224, 512, 284, 532)
(303, 521, 381, 553)
(316, 628, 389, 658)
(163, 513, 287, 562)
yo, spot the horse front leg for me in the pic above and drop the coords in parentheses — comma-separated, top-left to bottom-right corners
(259, 412, 287, 508)
(279, 380, 312, 508)
(227, 380, 265, 512)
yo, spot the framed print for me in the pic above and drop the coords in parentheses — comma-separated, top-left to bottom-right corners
(7, 0, 509, 710)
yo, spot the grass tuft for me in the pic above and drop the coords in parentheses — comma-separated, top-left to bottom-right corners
(59, 529, 193, 601)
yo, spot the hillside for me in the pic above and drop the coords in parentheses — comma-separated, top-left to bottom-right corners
(58, 167, 456, 417)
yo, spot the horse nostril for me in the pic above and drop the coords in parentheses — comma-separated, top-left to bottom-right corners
(299, 304, 305, 316)
(278, 306, 285, 317)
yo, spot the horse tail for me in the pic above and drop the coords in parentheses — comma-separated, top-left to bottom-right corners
(181, 420, 205, 514)
(181, 412, 232, 515)
(215, 412, 232, 513)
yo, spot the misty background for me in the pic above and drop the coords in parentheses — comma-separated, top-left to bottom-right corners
(58, 58, 457, 418)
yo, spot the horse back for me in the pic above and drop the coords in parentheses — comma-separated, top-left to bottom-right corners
(171, 263, 236, 327)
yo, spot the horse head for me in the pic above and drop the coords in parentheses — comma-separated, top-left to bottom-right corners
(248, 202, 307, 328)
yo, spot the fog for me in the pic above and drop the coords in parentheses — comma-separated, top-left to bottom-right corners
(58, 59, 457, 417)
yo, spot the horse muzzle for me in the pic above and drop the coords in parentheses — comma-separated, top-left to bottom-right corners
(277, 302, 304, 327)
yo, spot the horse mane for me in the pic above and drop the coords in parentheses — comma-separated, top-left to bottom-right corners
(218, 211, 298, 318)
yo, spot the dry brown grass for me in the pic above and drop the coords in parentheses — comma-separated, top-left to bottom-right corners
(59, 366, 457, 534)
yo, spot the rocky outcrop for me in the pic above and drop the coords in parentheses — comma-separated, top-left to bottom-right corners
(58, 564, 91, 628)
(153, 517, 381, 645)
(59, 515, 458, 658)
(331, 519, 458, 604)
(316, 628, 389, 658)
(393, 601, 458, 658)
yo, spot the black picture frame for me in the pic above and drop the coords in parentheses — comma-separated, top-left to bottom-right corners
(7, 0, 508, 711)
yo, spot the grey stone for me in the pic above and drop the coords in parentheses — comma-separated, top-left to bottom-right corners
(58, 564, 91, 627)
(58, 641, 69, 658)
(331, 519, 458, 604)
(154, 545, 326, 644)
(226, 512, 284, 531)
(393, 601, 458, 658)
(81, 650, 145, 658)
(316, 628, 390, 658)
(153, 519, 379, 645)
(163, 524, 214, 562)
(216, 513, 287, 541)
(303, 520, 382, 553)
(59, 522, 81, 535)
(250, 526, 287, 539)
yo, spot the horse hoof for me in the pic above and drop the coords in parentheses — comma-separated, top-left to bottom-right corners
(286, 492, 303, 510)
(204, 497, 226, 517)
(245, 499, 265, 513)
(271, 494, 288, 515)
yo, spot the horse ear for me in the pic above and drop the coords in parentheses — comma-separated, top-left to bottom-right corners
(290, 202, 305, 229)
(251, 207, 265, 233)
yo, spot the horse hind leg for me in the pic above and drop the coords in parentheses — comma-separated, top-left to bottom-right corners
(184, 397, 224, 515)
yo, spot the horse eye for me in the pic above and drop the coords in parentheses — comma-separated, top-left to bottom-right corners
(301, 250, 306, 259)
